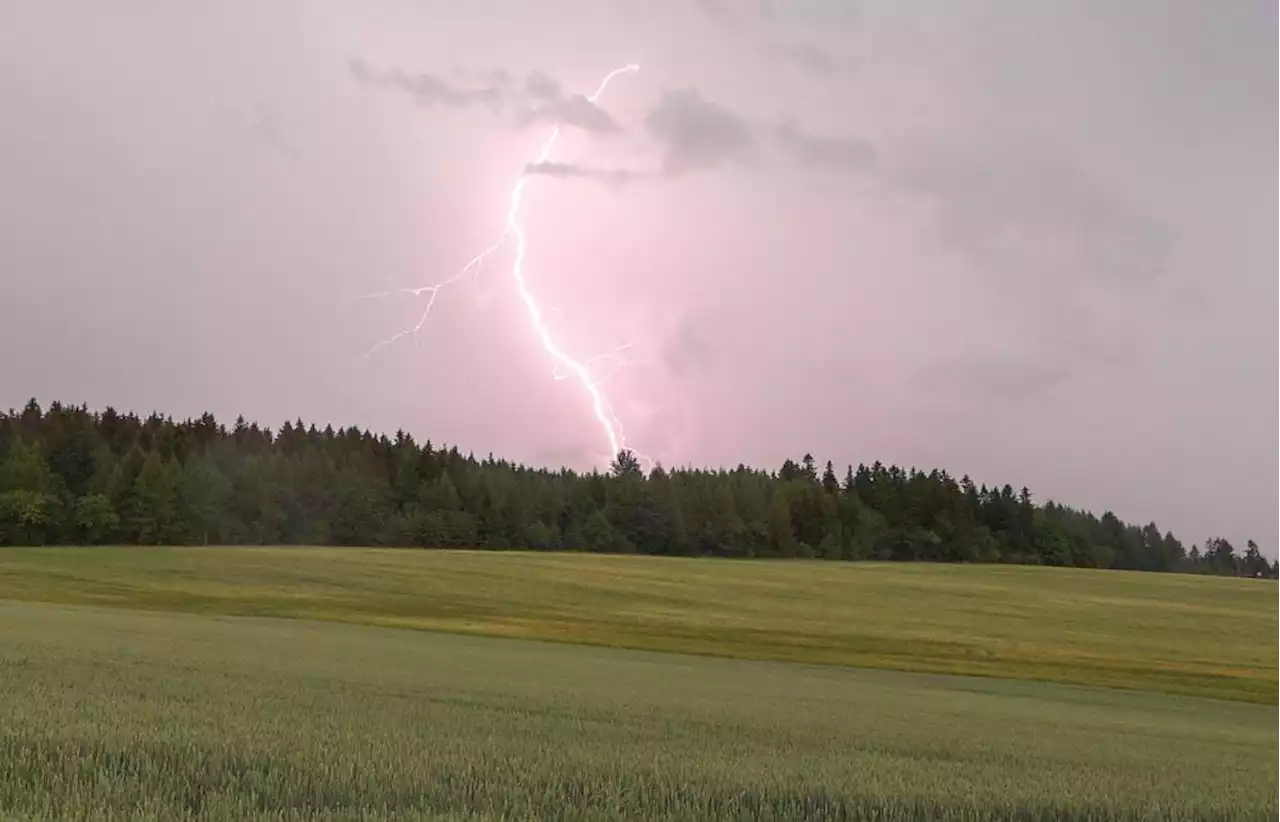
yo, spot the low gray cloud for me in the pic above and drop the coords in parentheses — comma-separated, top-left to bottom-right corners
(691, 0, 743, 30)
(693, 0, 856, 35)
(775, 119, 877, 172)
(917, 355, 1073, 404)
(756, 1, 861, 30)
(350, 58, 506, 110)
(451, 66, 515, 89)
(898, 146, 1167, 402)
(238, 101, 299, 160)
(661, 315, 715, 378)
(518, 94, 622, 134)
(352, 60, 618, 134)
(761, 40, 838, 74)
(693, 1, 842, 75)
(523, 161, 640, 187)
(523, 106, 876, 185)
(902, 149, 1173, 288)
(916, 305, 1140, 405)
(523, 70, 562, 101)
(644, 89, 757, 174)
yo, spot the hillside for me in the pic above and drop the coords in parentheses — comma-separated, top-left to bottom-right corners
(0, 546, 1273, 702)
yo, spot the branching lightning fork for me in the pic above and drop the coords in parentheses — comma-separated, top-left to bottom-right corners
(363, 63, 642, 463)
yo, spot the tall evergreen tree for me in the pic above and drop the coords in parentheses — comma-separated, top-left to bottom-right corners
(124, 452, 181, 544)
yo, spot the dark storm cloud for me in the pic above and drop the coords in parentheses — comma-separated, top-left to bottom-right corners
(523, 70, 562, 101)
(524, 108, 876, 186)
(644, 89, 757, 174)
(523, 161, 639, 187)
(775, 119, 877, 172)
(351, 60, 619, 134)
(349, 58, 506, 110)
(518, 94, 622, 134)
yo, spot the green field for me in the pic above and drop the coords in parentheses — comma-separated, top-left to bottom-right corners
(0, 548, 1276, 820)
(0, 547, 1274, 701)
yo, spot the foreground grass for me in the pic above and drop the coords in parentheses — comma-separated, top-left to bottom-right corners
(0, 546, 1273, 702)
(2, 600, 1275, 821)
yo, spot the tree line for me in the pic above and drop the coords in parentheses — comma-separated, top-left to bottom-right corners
(0, 399, 1273, 578)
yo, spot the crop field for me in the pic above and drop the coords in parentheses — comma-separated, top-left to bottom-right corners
(4, 600, 1276, 821)
(0, 548, 1275, 820)
(0, 546, 1274, 701)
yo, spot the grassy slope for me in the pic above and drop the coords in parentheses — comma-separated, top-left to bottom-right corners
(0, 546, 1273, 702)
(2, 600, 1275, 821)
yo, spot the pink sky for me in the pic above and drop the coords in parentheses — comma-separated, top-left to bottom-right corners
(1, 0, 1275, 553)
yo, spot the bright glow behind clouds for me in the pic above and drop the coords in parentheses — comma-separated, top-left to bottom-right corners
(0, 0, 1274, 554)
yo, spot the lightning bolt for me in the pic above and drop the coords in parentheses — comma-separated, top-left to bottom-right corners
(364, 63, 642, 464)
(359, 240, 504, 357)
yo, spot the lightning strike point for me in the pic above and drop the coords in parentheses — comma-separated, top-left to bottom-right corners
(364, 63, 644, 465)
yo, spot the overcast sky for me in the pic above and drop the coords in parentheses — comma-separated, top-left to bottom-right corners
(1, 0, 1275, 552)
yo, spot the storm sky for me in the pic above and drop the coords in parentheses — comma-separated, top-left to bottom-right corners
(1, 1, 1275, 552)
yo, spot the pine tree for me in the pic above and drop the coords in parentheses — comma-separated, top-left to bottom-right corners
(1241, 540, 1269, 578)
(123, 452, 180, 544)
(178, 455, 230, 545)
(768, 488, 797, 557)
(524, 520, 560, 551)
(821, 460, 840, 494)
(0, 438, 64, 543)
(582, 509, 633, 554)
(0, 438, 55, 494)
(610, 449, 642, 479)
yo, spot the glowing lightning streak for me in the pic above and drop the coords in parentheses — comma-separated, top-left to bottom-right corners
(504, 63, 639, 459)
(360, 239, 505, 356)
(365, 64, 641, 462)
(556, 342, 636, 385)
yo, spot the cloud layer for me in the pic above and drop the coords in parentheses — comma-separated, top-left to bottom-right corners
(350, 59, 620, 133)
(641, 89, 758, 174)
(775, 119, 877, 172)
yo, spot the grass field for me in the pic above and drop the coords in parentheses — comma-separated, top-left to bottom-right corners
(0, 547, 1275, 820)
(0, 546, 1274, 702)
(2, 600, 1275, 821)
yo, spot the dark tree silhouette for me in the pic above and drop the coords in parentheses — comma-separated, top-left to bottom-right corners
(0, 399, 1270, 577)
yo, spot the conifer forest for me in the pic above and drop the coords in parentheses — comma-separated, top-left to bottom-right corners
(1, 399, 1272, 578)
